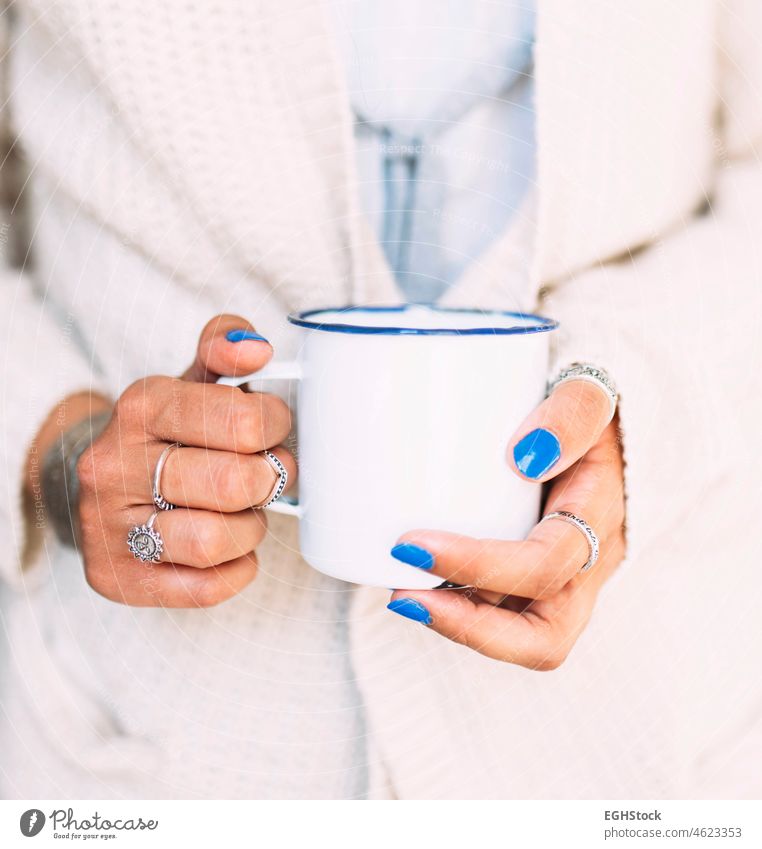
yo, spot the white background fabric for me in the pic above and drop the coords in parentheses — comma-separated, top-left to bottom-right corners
(0, 0, 761, 799)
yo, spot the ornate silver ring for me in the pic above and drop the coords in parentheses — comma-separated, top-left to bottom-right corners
(255, 450, 288, 509)
(548, 362, 618, 424)
(152, 442, 182, 510)
(540, 510, 600, 573)
(127, 511, 164, 563)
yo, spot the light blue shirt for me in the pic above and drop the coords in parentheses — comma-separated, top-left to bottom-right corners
(330, 1, 536, 302)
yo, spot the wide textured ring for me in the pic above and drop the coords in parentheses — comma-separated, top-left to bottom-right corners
(127, 511, 164, 563)
(254, 450, 288, 509)
(548, 362, 618, 424)
(152, 442, 182, 510)
(540, 510, 600, 573)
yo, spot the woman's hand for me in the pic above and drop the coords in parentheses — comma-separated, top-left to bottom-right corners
(74, 314, 295, 607)
(387, 380, 626, 669)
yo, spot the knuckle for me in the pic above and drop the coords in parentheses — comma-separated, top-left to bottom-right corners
(227, 396, 259, 453)
(76, 439, 125, 526)
(456, 625, 481, 654)
(227, 393, 291, 452)
(84, 564, 121, 604)
(250, 396, 275, 443)
(246, 455, 273, 501)
(536, 569, 569, 599)
(522, 546, 567, 598)
(115, 380, 146, 416)
(534, 641, 570, 671)
(532, 535, 585, 597)
(75, 443, 99, 493)
(75, 495, 107, 551)
(187, 517, 227, 565)
(256, 395, 290, 445)
(543, 552, 576, 596)
(534, 652, 565, 672)
(116, 376, 163, 421)
(266, 395, 292, 437)
(190, 577, 231, 609)
(212, 460, 245, 506)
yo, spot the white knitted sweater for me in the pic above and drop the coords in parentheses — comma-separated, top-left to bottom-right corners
(1, 0, 762, 799)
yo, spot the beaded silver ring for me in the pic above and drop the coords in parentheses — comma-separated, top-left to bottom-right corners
(255, 450, 288, 509)
(548, 362, 618, 424)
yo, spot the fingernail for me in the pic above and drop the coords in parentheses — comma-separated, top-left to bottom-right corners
(225, 329, 270, 344)
(387, 598, 432, 624)
(513, 428, 561, 479)
(391, 542, 434, 570)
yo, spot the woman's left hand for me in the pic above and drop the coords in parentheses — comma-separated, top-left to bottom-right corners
(388, 379, 626, 669)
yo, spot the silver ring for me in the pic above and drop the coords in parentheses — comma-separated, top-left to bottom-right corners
(548, 363, 618, 424)
(255, 450, 288, 509)
(152, 442, 182, 510)
(540, 510, 600, 573)
(127, 511, 164, 563)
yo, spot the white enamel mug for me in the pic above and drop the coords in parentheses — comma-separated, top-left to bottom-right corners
(219, 305, 558, 589)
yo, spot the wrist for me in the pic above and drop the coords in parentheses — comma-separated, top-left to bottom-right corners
(27, 393, 112, 547)
(26, 392, 112, 493)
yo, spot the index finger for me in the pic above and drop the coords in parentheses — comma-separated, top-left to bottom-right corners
(390, 524, 583, 600)
(386, 582, 592, 669)
(116, 376, 292, 453)
(390, 419, 624, 598)
(508, 378, 614, 483)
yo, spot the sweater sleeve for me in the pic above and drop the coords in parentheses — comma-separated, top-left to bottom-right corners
(543, 159, 762, 564)
(539, 1, 762, 564)
(0, 11, 107, 589)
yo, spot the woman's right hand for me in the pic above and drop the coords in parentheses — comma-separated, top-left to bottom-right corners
(76, 314, 295, 607)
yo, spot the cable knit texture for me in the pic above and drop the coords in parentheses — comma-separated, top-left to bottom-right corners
(1, 0, 761, 799)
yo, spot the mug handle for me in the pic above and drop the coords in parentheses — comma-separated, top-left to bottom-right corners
(216, 362, 303, 518)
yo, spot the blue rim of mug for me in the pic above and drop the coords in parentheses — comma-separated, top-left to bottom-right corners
(287, 304, 558, 336)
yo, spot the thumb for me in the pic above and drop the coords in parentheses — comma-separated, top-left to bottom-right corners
(182, 314, 273, 382)
(508, 379, 614, 482)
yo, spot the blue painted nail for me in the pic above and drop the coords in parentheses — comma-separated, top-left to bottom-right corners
(387, 598, 432, 625)
(513, 428, 561, 479)
(225, 329, 270, 344)
(391, 542, 434, 570)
